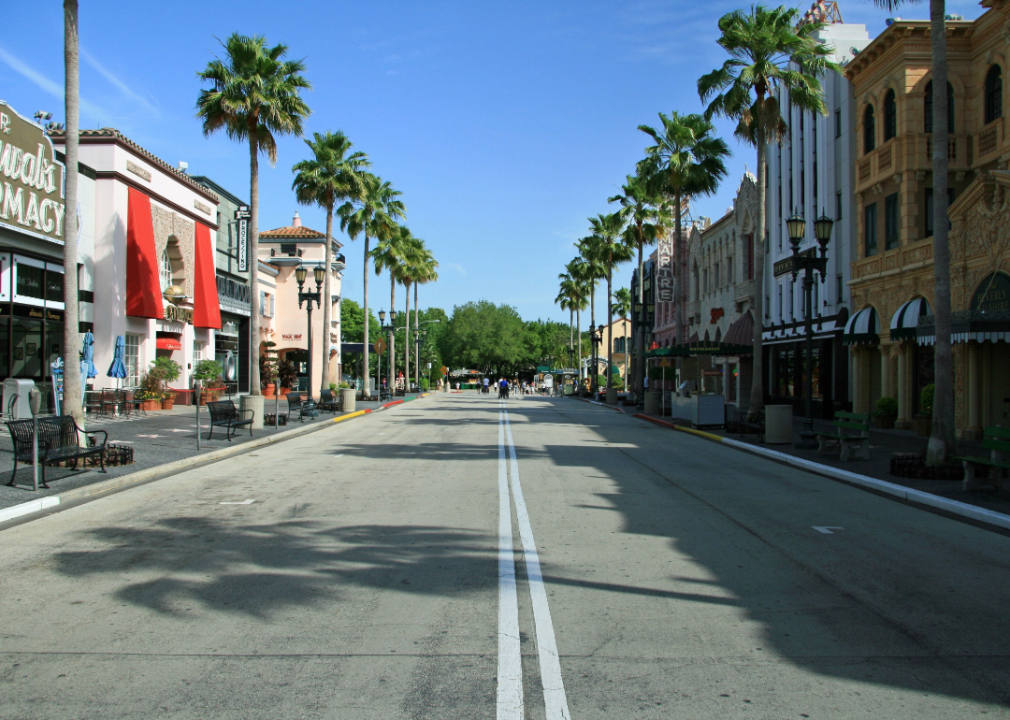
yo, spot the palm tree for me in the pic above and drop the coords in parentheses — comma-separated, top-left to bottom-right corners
(62, 0, 82, 424)
(556, 274, 576, 358)
(613, 287, 632, 384)
(588, 212, 634, 397)
(699, 6, 838, 417)
(609, 173, 669, 397)
(411, 244, 438, 388)
(198, 33, 311, 397)
(370, 223, 410, 391)
(576, 237, 606, 391)
(564, 258, 590, 385)
(638, 112, 730, 354)
(338, 174, 405, 397)
(867, 1, 952, 461)
(398, 234, 426, 389)
(291, 131, 370, 395)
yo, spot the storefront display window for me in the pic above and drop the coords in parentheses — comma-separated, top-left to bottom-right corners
(47, 320, 63, 371)
(46, 271, 64, 305)
(15, 263, 44, 303)
(12, 318, 43, 378)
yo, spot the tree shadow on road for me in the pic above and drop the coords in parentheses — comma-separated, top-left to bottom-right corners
(52, 520, 495, 619)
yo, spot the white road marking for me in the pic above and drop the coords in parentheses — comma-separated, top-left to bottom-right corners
(220, 499, 255, 505)
(502, 403, 572, 720)
(813, 526, 844, 534)
(334, 454, 345, 458)
(136, 434, 159, 438)
(169, 429, 189, 433)
(497, 408, 524, 719)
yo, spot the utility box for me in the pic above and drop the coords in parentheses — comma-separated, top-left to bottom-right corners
(3, 378, 36, 419)
(764, 405, 794, 444)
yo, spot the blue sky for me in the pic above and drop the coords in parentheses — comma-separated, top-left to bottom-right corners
(0, 0, 985, 324)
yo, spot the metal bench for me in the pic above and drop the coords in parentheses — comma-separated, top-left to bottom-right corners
(816, 411, 871, 461)
(206, 400, 254, 441)
(318, 389, 339, 413)
(285, 392, 318, 423)
(6, 415, 108, 488)
(953, 426, 1010, 490)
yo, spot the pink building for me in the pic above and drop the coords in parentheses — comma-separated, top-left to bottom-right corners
(257, 213, 343, 396)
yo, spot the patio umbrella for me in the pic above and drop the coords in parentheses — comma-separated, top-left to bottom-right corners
(108, 335, 127, 387)
(80, 331, 97, 379)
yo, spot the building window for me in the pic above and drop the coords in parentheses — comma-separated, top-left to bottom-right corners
(125, 334, 140, 387)
(985, 65, 1002, 125)
(884, 193, 899, 250)
(836, 274, 843, 301)
(280, 243, 297, 256)
(835, 191, 842, 220)
(260, 291, 275, 318)
(159, 251, 172, 291)
(864, 202, 878, 257)
(703, 269, 708, 295)
(193, 341, 203, 362)
(864, 105, 875, 154)
(789, 282, 794, 321)
(883, 89, 897, 141)
(924, 81, 954, 133)
(727, 255, 733, 284)
(778, 284, 783, 318)
(714, 262, 720, 289)
(835, 109, 842, 138)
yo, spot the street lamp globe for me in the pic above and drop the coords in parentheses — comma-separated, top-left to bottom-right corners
(313, 264, 326, 286)
(378, 308, 386, 324)
(295, 264, 308, 287)
(391, 309, 398, 323)
(786, 211, 806, 252)
(814, 211, 834, 249)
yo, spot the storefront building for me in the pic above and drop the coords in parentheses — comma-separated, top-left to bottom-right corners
(763, 13, 870, 417)
(51, 128, 221, 393)
(0, 102, 96, 409)
(191, 175, 251, 393)
(845, 3, 1010, 436)
(258, 213, 344, 395)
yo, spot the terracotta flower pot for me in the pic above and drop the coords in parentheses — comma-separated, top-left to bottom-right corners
(161, 398, 175, 410)
(143, 399, 161, 412)
(279, 387, 291, 397)
(264, 383, 276, 399)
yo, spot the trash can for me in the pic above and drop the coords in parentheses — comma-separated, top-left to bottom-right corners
(341, 388, 356, 413)
(643, 391, 660, 415)
(764, 404, 793, 444)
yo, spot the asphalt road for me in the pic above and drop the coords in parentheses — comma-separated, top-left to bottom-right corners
(2, 392, 1009, 719)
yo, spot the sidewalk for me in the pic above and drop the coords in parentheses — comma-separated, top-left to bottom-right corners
(0, 393, 420, 512)
(633, 408, 1010, 517)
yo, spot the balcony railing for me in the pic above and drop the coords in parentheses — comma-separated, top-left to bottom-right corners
(975, 118, 1003, 164)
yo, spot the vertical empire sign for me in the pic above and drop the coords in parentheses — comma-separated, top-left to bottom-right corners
(235, 205, 250, 272)
(656, 234, 674, 302)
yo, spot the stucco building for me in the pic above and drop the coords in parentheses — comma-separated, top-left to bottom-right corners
(845, 2, 1010, 437)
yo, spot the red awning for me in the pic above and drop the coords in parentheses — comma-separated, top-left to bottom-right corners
(156, 338, 182, 350)
(192, 223, 221, 329)
(126, 188, 164, 319)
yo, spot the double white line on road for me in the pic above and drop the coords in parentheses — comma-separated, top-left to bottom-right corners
(497, 401, 572, 720)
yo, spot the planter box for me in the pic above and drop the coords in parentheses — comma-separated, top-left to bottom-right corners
(874, 416, 896, 429)
(161, 398, 175, 410)
(142, 399, 160, 412)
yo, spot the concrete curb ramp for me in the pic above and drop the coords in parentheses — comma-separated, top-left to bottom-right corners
(0, 393, 429, 527)
(627, 409, 1010, 533)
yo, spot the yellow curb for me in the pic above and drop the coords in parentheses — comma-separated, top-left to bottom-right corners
(333, 410, 367, 423)
(675, 425, 724, 443)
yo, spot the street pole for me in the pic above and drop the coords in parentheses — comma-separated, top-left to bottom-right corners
(306, 302, 313, 398)
(195, 382, 202, 450)
(29, 386, 41, 492)
(803, 268, 815, 443)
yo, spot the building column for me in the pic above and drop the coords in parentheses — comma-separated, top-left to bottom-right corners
(966, 341, 982, 441)
(895, 343, 911, 429)
(880, 343, 892, 400)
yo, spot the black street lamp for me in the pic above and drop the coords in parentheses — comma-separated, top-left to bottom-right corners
(786, 210, 833, 449)
(295, 264, 326, 397)
(378, 308, 397, 395)
(590, 323, 604, 395)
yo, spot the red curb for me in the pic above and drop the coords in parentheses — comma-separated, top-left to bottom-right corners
(633, 413, 677, 429)
(381, 399, 404, 409)
(576, 396, 626, 414)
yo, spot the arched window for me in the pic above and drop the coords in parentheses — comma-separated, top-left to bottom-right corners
(160, 250, 172, 291)
(985, 65, 1002, 124)
(884, 89, 897, 141)
(924, 81, 955, 133)
(864, 105, 876, 154)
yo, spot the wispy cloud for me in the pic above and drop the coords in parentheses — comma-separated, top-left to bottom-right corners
(0, 44, 107, 119)
(81, 47, 160, 118)
(449, 263, 467, 276)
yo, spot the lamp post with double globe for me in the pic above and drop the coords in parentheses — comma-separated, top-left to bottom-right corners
(295, 264, 326, 397)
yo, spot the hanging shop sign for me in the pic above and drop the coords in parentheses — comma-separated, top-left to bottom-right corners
(164, 303, 193, 324)
(0, 102, 66, 244)
(235, 205, 250, 272)
(973, 272, 1010, 313)
(656, 235, 674, 302)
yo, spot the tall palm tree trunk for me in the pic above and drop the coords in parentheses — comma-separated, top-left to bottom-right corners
(675, 198, 685, 345)
(249, 122, 261, 395)
(748, 116, 767, 417)
(62, 0, 82, 424)
(576, 306, 582, 384)
(928, 0, 955, 463)
(414, 283, 420, 388)
(404, 281, 410, 391)
(590, 286, 596, 391)
(320, 205, 333, 395)
(636, 245, 644, 397)
(606, 268, 613, 392)
(389, 279, 396, 391)
(362, 233, 370, 398)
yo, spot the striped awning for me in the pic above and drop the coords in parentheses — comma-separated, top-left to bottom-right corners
(889, 298, 930, 340)
(842, 307, 880, 345)
(723, 311, 754, 346)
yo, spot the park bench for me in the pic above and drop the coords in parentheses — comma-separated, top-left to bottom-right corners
(816, 411, 871, 461)
(953, 426, 1010, 490)
(318, 389, 339, 413)
(6, 416, 108, 488)
(206, 400, 254, 441)
(286, 392, 319, 423)
(378, 387, 393, 402)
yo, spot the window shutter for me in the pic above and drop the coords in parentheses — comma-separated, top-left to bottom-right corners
(270, 294, 275, 317)
(260, 291, 265, 315)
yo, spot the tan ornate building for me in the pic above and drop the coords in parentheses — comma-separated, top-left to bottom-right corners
(845, 2, 1010, 437)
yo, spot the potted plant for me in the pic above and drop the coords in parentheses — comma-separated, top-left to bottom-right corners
(915, 384, 935, 437)
(873, 396, 898, 429)
(277, 359, 298, 396)
(260, 342, 279, 398)
(138, 371, 164, 411)
(192, 359, 224, 405)
(203, 378, 226, 403)
(150, 357, 181, 409)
